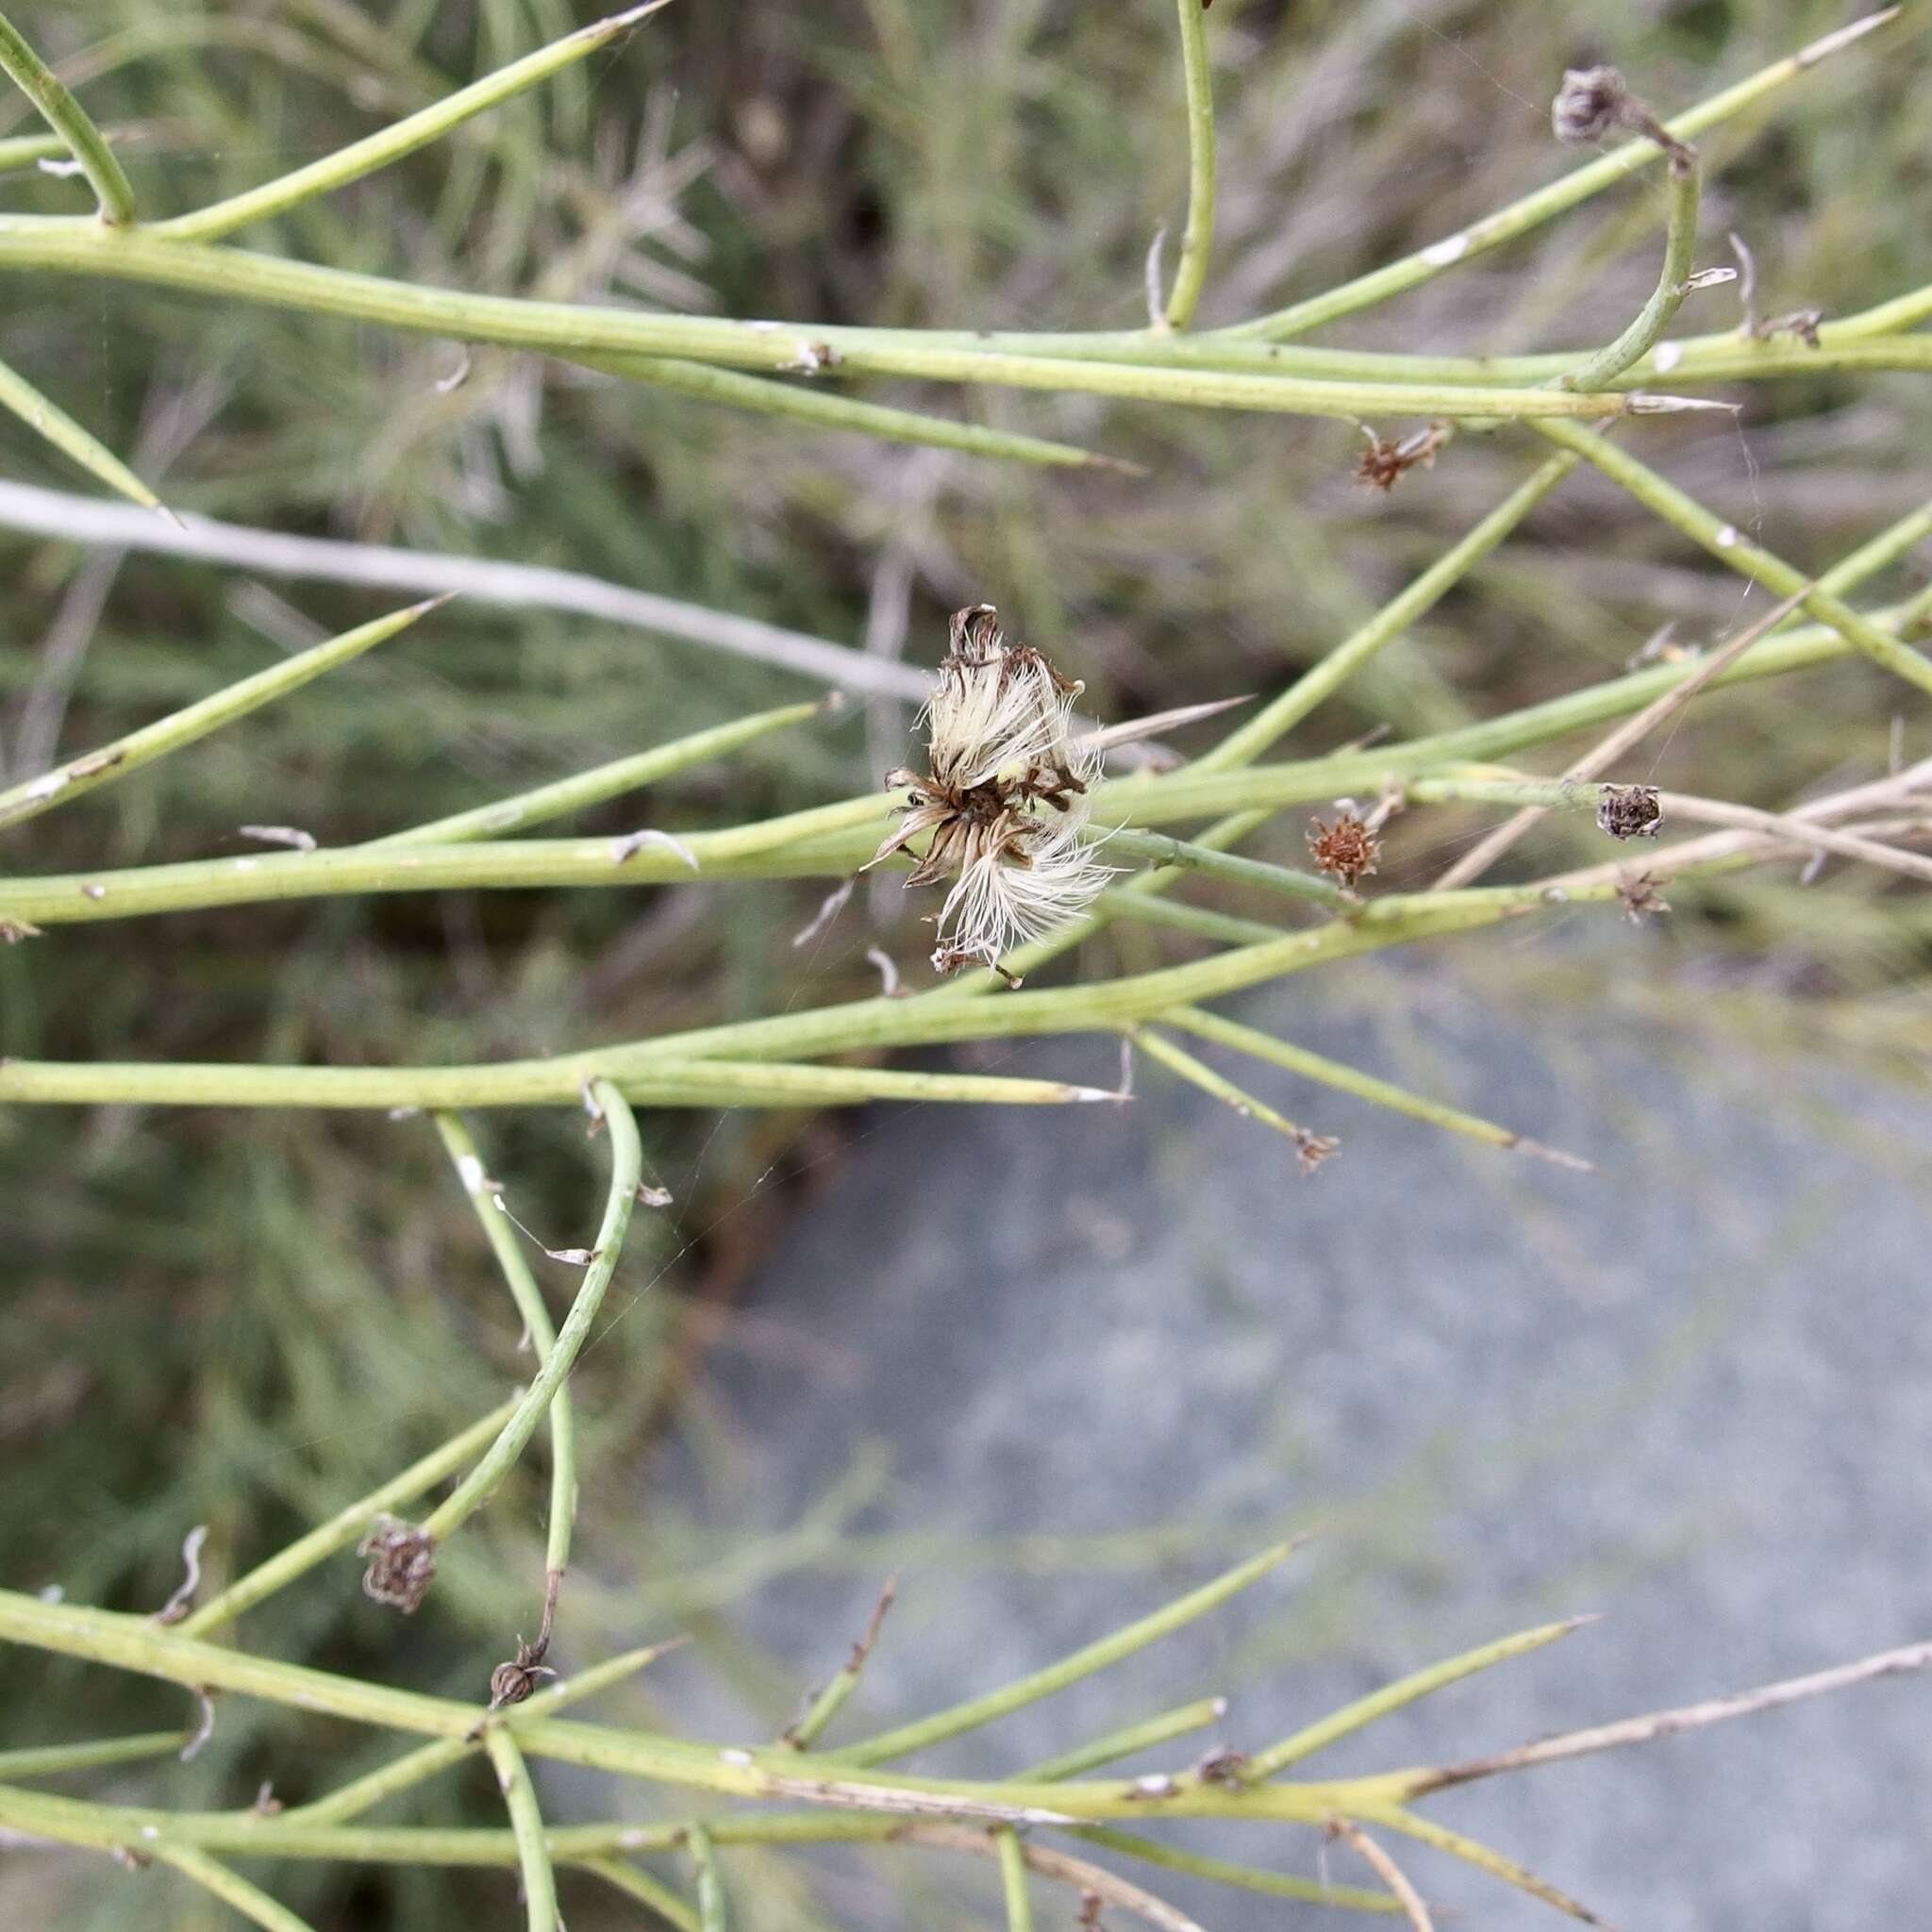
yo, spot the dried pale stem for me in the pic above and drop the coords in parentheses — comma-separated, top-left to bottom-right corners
(1327, 1819, 1435, 1932)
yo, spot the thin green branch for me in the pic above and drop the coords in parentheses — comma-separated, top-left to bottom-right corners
(1161, 0, 1216, 331)
(0, 8, 137, 223)
(422, 1081, 640, 1544)
(1227, 8, 1901, 341)
(1022, 1697, 1226, 1782)
(1243, 1618, 1593, 1780)
(1102, 828, 1354, 909)
(0, 349, 167, 514)
(0, 1731, 190, 1778)
(368, 702, 826, 848)
(154, 4, 671, 243)
(0, 598, 443, 834)
(1065, 1825, 1399, 1915)
(1534, 420, 1932, 699)
(782, 1579, 896, 1751)
(436, 1115, 577, 1582)
(1131, 1028, 1334, 1167)
(485, 1729, 560, 1932)
(1361, 1808, 1603, 1925)
(824, 1542, 1299, 1768)
(577, 351, 1130, 471)
(149, 1843, 320, 1932)
(1163, 1006, 1590, 1167)
(177, 1401, 519, 1637)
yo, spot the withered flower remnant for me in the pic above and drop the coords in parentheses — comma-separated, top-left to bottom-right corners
(868, 605, 1113, 982)
(358, 1516, 437, 1614)
(1597, 784, 1664, 841)
(1307, 808, 1381, 889)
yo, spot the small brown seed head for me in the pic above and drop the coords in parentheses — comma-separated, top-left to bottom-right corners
(1307, 808, 1381, 888)
(358, 1517, 437, 1614)
(1596, 784, 1664, 841)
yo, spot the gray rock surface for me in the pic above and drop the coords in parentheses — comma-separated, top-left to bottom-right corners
(654, 952, 1932, 1930)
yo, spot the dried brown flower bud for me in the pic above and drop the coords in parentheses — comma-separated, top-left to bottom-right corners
(1618, 871, 1671, 922)
(1355, 423, 1447, 493)
(1551, 65, 1633, 144)
(488, 1655, 557, 1709)
(1294, 1131, 1341, 1175)
(1596, 784, 1664, 841)
(358, 1517, 437, 1614)
(1307, 809, 1380, 888)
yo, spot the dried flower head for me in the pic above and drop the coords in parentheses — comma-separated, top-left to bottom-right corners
(869, 605, 1113, 983)
(1618, 871, 1672, 922)
(1354, 422, 1447, 493)
(1294, 1130, 1341, 1175)
(1552, 64, 1694, 173)
(1306, 808, 1381, 888)
(1596, 784, 1664, 841)
(358, 1516, 437, 1614)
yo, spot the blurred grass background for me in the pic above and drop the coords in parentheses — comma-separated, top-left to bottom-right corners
(1, 2, 1927, 1925)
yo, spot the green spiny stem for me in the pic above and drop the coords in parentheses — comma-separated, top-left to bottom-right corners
(288, 1641, 684, 1825)
(1242, 1619, 1593, 1780)
(365, 702, 826, 848)
(0, 1058, 1123, 1111)
(1533, 420, 1932, 699)
(435, 1115, 576, 1580)
(1022, 1698, 1227, 1782)
(574, 350, 1125, 471)
(153, 4, 671, 243)
(421, 1082, 638, 1544)
(0, 220, 1700, 424)
(484, 1728, 560, 1932)
(0, 599, 442, 834)
(1160, 0, 1216, 331)
(1162, 1007, 1586, 1164)
(0, 8, 137, 223)
(1559, 151, 1705, 392)
(824, 1543, 1298, 1768)
(0, 348, 165, 513)
(0, 1591, 1416, 1824)
(177, 1401, 518, 1638)
(1224, 8, 1902, 341)
(149, 1843, 320, 1932)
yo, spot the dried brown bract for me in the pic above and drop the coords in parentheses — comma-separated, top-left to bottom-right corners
(0, 917, 42, 943)
(1596, 784, 1664, 841)
(1354, 422, 1447, 493)
(867, 604, 1113, 980)
(1755, 307, 1824, 348)
(1294, 1131, 1341, 1175)
(1194, 1747, 1252, 1786)
(1618, 872, 1672, 922)
(1307, 808, 1381, 888)
(488, 1571, 562, 1709)
(358, 1516, 437, 1614)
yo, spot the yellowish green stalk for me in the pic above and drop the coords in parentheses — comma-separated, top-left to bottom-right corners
(0, 1731, 190, 1778)
(0, 599, 442, 834)
(996, 1824, 1034, 1932)
(1101, 828, 1353, 909)
(1065, 1825, 1398, 1915)
(578, 1857, 702, 1932)
(484, 1729, 560, 1932)
(689, 1823, 726, 1932)
(0, 7, 137, 223)
(1360, 1807, 1601, 1924)
(1131, 1027, 1330, 1158)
